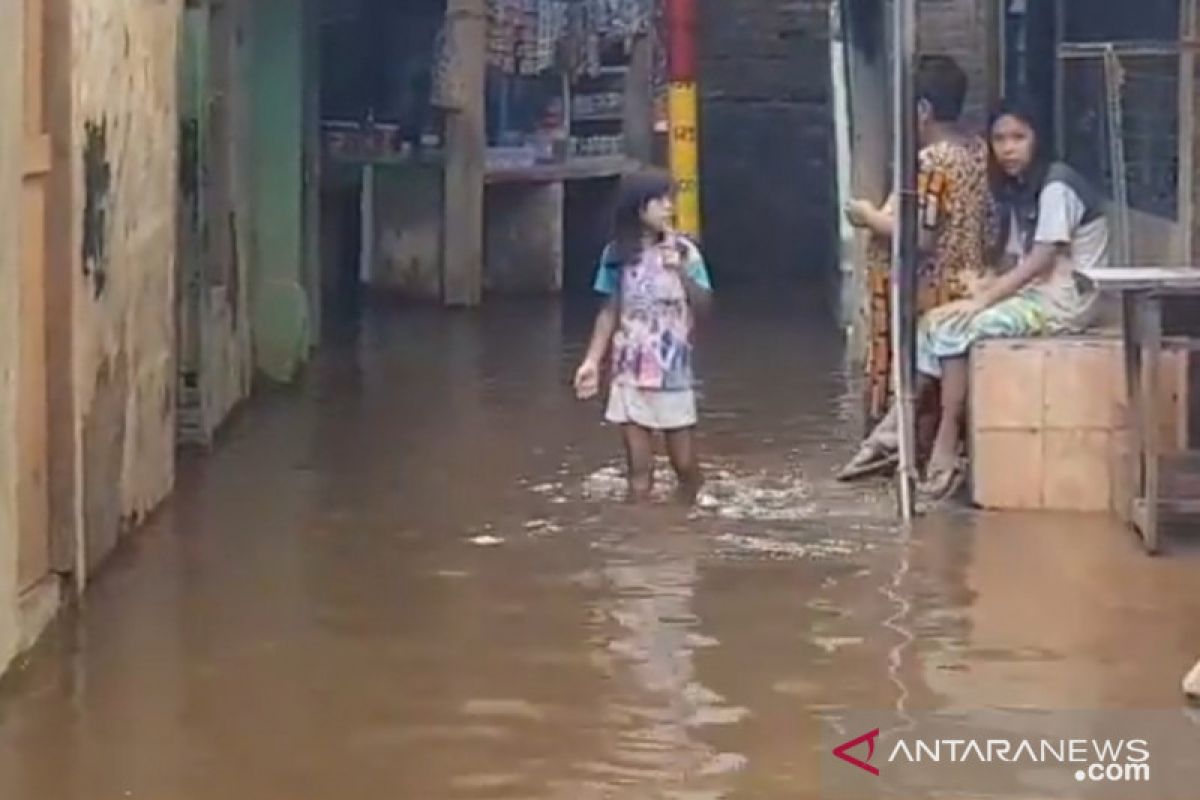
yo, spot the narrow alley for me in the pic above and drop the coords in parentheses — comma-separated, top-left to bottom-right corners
(2, 293, 1199, 799)
(5, 0, 1200, 797)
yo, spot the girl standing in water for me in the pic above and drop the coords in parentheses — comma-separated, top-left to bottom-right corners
(574, 170, 713, 503)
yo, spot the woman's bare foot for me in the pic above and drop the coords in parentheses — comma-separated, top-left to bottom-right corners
(918, 445, 965, 504)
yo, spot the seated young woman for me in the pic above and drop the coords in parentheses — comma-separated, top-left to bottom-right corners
(839, 97, 1111, 502)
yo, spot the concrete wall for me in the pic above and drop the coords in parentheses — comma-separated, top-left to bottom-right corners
(697, 0, 836, 285)
(251, 0, 310, 382)
(69, 0, 180, 574)
(370, 164, 444, 300)
(0, 0, 25, 672)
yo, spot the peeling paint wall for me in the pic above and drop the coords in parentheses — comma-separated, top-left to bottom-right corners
(178, 0, 255, 445)
(71, 0, 180, 572)
(0, 0, 26, 672)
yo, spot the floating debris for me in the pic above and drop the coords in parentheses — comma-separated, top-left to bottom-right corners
(715, 533, 863, 561)
(810, 636, 864, 654)
(469, 535, 505, 547)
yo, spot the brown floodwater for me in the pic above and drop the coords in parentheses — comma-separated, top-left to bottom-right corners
(2, 291, 1199, 799)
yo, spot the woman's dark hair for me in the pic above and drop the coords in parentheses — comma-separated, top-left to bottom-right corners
(611, 169, 674, 263)
(987, 97, 1051, 259)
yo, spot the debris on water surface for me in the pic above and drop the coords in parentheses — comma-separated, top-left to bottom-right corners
(524, 518, 563, 535)
(715, 533, 863, 561)
(810, 636, 864, 654)
(469, 535, 505, 547)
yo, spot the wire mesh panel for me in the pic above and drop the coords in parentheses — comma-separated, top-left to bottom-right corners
(1059, 55, 1112, 195)
(1059, 45, 1188, 264)
(1120, 55, 1181, 220)
(1057, 0, 1194, 265)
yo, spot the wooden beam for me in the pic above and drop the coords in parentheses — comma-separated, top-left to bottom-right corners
(442, 0, 487, 307)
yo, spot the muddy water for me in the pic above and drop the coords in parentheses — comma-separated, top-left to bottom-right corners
(2, 292, 1200, 799)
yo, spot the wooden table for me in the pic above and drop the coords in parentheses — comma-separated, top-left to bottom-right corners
(1081, 267, 1200, 553)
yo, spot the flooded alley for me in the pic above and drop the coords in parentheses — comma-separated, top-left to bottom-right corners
(2, 293, 1200, 799)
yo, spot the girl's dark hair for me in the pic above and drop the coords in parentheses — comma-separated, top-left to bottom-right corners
(987, 96, 1051, 259)
(611, 169, 675, 263)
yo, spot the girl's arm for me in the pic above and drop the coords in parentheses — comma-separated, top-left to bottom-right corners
(847, 191, 936, 253)
(681, 270, 712, 314)
(581, 297, 618, 367)
(975, 180, 1082, 308)
(974, 242, 1058, 308)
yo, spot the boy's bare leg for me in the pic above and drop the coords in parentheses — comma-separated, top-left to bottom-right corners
(622, 424, 656, 502)
(665, 427, 703, 503)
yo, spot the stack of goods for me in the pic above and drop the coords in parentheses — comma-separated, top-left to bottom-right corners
(570, 133, 625, 157)
(586, 0, 651, 43)
(487, 0, 520, 73)
(486, 0, 652, 78)
(571, 90, 623, 120)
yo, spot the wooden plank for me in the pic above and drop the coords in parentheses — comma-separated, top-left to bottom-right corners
(485, 156, 640, 185)
(1082, 267, 1200, 291)
(22, 134, 50, 177)
(1139, 296, 1163, 553)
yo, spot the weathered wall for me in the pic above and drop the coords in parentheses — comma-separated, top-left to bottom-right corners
(178, 0, 255, 444)
(371, 164, 444, 300)
(484, 182, 564, 293)
(0, 0, 25, 672)
(71, 0, 180, 573)
(697, 0, 835, 285)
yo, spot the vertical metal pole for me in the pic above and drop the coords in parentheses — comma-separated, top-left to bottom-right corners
(360, 162, 374, 285)
(891, 0, 918, 521)
(666, 0, 701, 238)
(1177, 0, 1195, 262)
(1103, 46, 1132, 266)
(1054, 0, 1066, 157)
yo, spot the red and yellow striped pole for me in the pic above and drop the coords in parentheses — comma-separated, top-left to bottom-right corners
(665, 0, 700, 238)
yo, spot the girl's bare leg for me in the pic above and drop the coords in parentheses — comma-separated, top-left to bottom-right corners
(665, 427, 703, 502)
(926, 356, 969, 479)
(622, 424, 656, 502)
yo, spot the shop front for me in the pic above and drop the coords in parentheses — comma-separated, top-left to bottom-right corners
(320, 0, 658, 306)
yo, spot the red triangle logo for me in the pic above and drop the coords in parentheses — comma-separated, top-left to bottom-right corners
(833, 728, 881, 776)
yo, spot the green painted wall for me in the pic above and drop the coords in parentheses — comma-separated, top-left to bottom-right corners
(250, 0, 309, 381)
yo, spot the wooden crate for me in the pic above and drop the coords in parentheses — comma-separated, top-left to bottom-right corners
(971, 337, 1189, 513)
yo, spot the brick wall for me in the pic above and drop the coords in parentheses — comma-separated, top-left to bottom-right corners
(695, 0, 991, 287)
(919, 0, 990, 126)
(697, 0, 835, 284)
